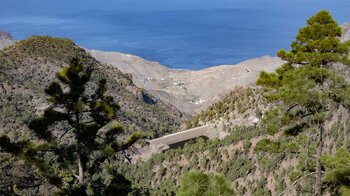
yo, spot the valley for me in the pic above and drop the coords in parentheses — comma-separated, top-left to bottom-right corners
(90, 50, 284, 115)
(1, 12, 350, 196)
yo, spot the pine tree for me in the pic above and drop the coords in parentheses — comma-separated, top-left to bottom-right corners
(0, 58, 140, 195)
(321, 148, 350, 195)
(176, 170, 234, 196)
(256, 10, 350, 195)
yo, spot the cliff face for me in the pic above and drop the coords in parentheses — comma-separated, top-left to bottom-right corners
(0, 31, 14, 49)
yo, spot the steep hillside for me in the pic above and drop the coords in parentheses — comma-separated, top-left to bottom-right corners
(185, 87, 269, 129)
(0, 36, 182, 139)
(90, 50, 284, 115)
(113, 87, 350, 195)
(110, 22, 350, 195)
(0, 36, 185, 195)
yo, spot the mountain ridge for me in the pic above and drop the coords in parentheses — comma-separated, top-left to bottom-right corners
(0, 36, 182, 139)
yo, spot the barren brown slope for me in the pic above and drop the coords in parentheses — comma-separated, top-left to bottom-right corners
(90, 50, 284, 115)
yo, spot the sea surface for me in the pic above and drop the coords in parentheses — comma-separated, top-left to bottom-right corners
(0, 0, 349, 69)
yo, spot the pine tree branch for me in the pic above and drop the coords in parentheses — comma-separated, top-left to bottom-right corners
(287, 104, 299, 112)
(59, 128, 74, 142)
(72, 173, 79, 180)
(301, 112, 313, 118)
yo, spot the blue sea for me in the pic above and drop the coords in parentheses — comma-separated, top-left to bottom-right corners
(0, 0, 349, 69)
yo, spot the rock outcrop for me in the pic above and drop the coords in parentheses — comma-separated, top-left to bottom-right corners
(0, 31, 14, 49)
(341, 23, 350, 42)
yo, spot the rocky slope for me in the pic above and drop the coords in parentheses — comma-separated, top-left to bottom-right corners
(0, 36, 182, 139)
(90, 51, 284, 115)
(0, 36, 184, 194)
(114, 86, 350, 195)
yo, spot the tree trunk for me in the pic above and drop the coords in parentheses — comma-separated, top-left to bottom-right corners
(314, 122, 323, 196)
(77, 151, 84, 185)
(75, 112, 84, 185)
